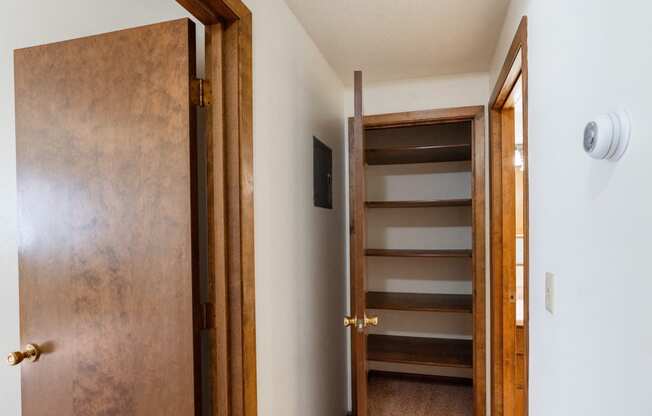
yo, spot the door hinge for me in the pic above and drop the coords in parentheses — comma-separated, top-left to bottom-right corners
(190, 79, 211, 107)
(200, 302, 215, 330)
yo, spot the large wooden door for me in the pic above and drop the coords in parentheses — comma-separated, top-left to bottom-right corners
(13, 19, 200, 415)
(348, 70, 368, 416)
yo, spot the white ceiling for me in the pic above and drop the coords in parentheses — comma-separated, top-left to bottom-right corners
(284, 0, 511, 85)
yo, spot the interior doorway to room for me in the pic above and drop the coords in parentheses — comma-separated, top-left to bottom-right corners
(489, 16, 529, 416)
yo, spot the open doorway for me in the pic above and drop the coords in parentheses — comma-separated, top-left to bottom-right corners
(489, 16, 529, 416)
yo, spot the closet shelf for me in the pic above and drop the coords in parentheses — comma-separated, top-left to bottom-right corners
(365, 249, 472, 258)
(365, 143, 471, 165)
(365, 199, 471, 209)
(367, 370, 473, 386)
(367, 334, 472, 368)
(367, 292, 472, 313)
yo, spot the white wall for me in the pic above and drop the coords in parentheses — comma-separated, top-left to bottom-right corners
(0, 1, 348, 416)
(344, 72, 489, 115)
(490, 1, 652, 415)
(247, 1, 348, 416)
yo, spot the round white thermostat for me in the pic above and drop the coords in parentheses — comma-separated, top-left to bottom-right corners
(583, 111, 631, 161)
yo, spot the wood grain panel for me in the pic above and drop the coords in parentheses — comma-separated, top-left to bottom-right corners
(365, 199, 472, 209)
(365, 121, 472, 148)
(176, 0, 250, 24)
(220, 14, 257, 416)
(366, 292, 472, 313)
(471, 107, 487, 416)
(349, 70, 368, 416)
(14, 19, 199, 416)
(365, 143, 471, 165)
(500, 108, 517, 416)
(205, 21, 228, 416)
(361, 106, 485, 129)
(367, 335, 472, 368)
(368, 370, 473, 386)
(365, 249, 472, 258)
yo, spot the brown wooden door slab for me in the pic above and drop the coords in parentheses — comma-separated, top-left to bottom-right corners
(14, 19, 200, 416)
(349, 70, 368, 416)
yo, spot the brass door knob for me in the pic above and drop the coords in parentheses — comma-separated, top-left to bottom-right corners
(344, 316, 357, 327)
(344, 315, 379, 328)
(7, 344, 41, 366)
(364, 315, 379, 327)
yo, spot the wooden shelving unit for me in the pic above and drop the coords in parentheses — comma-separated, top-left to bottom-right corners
(348, 104, 486, 413)
(365, 143, 471, 165)
(367, 334, 473, 368)
(365, 248, 472, 258)
(365, 198, 472, 209)
(367, 291, 472, 313)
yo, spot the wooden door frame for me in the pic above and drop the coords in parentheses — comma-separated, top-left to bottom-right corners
(348, 105, 486, 416)
(176, 1, 257, 415)
(489, 16, 529, 416)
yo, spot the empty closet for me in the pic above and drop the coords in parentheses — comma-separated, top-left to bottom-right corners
(346, 72, 485, 416)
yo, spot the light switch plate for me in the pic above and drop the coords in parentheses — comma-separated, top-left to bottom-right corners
(545, 272, 555, 314)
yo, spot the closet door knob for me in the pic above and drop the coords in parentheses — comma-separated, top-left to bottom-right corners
(364, 315, 379, 327)
(344, 316, 357, 327)
(7, 344, 41, 366)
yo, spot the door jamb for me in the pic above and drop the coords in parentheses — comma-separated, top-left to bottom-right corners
(489, 16, 529, 416)
(175, 1, 256, 416)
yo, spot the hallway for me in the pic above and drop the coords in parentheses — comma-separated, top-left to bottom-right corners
(1, 1, 651, 415)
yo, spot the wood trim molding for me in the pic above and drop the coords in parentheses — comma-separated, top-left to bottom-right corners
(349, 70, 368, 416)
(352, 105, 485, 129)
(490, 17, 527, 109)
(489, 15, 529, 416)
(177, 0, 251, 24)
(176, 1, 256, 416)
(471, 107, 487, 416)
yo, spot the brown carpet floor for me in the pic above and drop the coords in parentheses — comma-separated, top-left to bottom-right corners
(368, 373, 473, 416)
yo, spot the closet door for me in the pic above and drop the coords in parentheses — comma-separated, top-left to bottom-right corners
(347, 70, 369, 416)
(12, 19, 200, 416)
